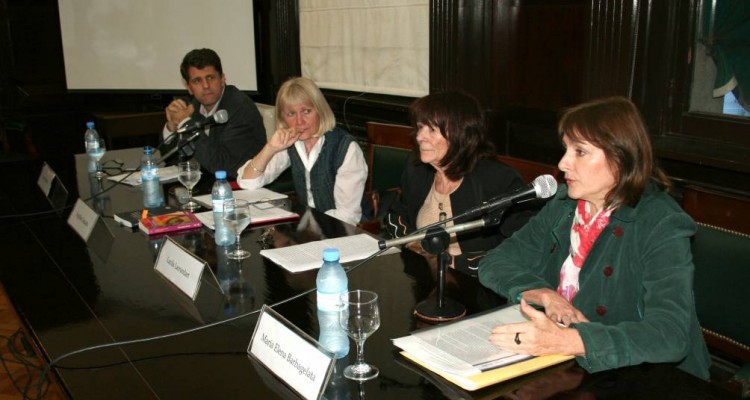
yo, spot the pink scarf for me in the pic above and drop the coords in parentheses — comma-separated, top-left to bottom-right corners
(557, 200, 613, 302)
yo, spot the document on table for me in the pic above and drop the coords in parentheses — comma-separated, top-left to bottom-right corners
(193, 188, 288, 209)
(108, 165, 180, 186)
(392, 305, 531, 377)
(195, 203, 299, 230)
(392, 304, 574, 391)
(260, 233, 399, 273)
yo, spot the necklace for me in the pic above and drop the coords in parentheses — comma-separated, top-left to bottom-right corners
(433, 175, 462, 212)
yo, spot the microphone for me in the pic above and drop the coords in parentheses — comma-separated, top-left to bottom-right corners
(462, 174, 558, 218)
(176, 109, 229, 134)
(156, 110, 229, 164)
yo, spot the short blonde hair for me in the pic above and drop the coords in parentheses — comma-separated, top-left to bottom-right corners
(275, 77, 336, 137)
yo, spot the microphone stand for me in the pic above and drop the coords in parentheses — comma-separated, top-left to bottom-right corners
(156, 129, 203, 165)
(379, 211, 505, 323)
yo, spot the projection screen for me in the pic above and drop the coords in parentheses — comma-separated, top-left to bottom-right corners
(58, 0, 257, 91)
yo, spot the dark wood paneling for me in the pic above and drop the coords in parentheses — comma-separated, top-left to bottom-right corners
(506, 2, 585, 109)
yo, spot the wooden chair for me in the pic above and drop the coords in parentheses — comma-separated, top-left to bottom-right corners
(359, 122, 413, 234)
(691, 222, 750, 396)
(497, 155, 560, 184)
(682, 185, 750, 235)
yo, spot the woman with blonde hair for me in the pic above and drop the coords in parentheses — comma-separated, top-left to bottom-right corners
(237, 77, 367, 225)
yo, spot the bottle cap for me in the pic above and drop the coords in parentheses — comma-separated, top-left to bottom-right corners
(143, 145, 154, 155)
(215, 170, 227, 180)
(323, 248, 340, 262)
(86, 121, 95, 129)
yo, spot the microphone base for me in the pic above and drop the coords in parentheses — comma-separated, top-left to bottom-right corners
(413, 297, 466, 324)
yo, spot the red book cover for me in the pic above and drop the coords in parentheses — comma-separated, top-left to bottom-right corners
(138, 210, 203, 235)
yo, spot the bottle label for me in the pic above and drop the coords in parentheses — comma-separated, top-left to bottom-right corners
(212, 200, 233, 213)
(85, 140, 99, 152)
(317, 291, 344, 312)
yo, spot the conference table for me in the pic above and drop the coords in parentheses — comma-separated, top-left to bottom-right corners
(0, 147, 735, 399)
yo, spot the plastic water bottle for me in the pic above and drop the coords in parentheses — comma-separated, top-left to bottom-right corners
(83, 121, 99, 173)
(141, 146, 164, 208)
(316, 248, 349, 358)
(212, 170, 236, 246)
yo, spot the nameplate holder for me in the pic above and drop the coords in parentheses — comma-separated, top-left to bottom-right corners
(37, 162, 55, 196)
(248, 305, 335, 400)
(67, 198, 98, 241)
(154, 236, 210, 301)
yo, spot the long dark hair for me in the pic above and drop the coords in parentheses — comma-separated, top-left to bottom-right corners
(558, 96, 671, 208)
(409, 91, 495, 180)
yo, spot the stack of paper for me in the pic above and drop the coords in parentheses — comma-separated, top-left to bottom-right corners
(392, 305, 574, 391)
(192, 188, 288, 209)
(108, 165, 180, 186)
(195, 202, 299, 230)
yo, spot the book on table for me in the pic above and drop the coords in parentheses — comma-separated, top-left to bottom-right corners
(114, 205, 177, 228)
(138, 209, 203, 235)
(392, 304, 574, 391)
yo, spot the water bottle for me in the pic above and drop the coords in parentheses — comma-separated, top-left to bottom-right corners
(83, 121, 99, 173)
(212, 170, 236, 246)
(316, 248, 349, 358)
(141, 146, 165, 208)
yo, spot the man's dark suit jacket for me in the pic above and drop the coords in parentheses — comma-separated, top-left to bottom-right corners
(164, 85, 266, 180)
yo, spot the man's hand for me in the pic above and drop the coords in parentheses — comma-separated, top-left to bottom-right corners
(165, 99, 195, 132)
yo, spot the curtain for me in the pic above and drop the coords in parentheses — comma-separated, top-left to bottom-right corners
(702, 0, 750, 110)
(299, 0, 429, 97)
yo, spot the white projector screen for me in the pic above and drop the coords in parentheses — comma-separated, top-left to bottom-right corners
(58, 0, 257, 91)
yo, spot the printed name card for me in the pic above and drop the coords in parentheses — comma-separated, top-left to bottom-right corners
(37, 162, 55, 196)
(154, 237, 207, 300)
(249, 306, 335, 400)
(67, 198, 98, 241)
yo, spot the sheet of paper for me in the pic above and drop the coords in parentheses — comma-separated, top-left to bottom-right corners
(195, 204, 299, 230)
(260, 234, 399, 273)
(392, 305, 531, 376)
(193, 188, 288, 209)
(108, 165, 180, 186)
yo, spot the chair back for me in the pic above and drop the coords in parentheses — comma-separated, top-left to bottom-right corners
(366, 122, 413, 193)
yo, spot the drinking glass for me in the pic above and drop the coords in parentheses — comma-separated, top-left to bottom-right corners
(177, 160, 202, 211)
(89, 138, 107, 179)
(223, 199, 252, 259)
(339, 290, 380, 381)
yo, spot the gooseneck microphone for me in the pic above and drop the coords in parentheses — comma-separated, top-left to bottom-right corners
(462, 174, 558, 218)
(378, 174, 558, 250)
(158, 110, 229, 163)
(176, 109, 229, 135)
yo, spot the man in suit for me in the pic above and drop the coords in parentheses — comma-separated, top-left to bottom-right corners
(162, 48, 266, 180)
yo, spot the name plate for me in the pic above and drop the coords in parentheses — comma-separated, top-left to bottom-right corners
(249, 305, 335, 400)
(67, 198, 98, 241)
(37, 162, 55, 196)
(154, 237, 207, 300)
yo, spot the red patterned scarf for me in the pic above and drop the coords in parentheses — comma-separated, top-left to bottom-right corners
(557, 200, 613, 302)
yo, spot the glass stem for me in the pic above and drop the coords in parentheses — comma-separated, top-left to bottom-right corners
(355, 339, 366, 365)
(187, 187, 192, 202)
(235, 235, 241, 253)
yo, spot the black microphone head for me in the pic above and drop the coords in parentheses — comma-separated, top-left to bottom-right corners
(532, 174, 558, 199)
(213, 109, 228, 124)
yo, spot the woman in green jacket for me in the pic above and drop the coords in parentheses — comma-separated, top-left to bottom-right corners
(478, 96, 711, 380)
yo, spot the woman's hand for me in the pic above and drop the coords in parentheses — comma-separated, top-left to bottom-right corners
(523, 288, 589, 327)
(267, 127, 301, 152)
(489, 299, 585, 356)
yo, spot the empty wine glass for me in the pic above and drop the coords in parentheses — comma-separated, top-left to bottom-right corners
(89, 138, 107, 179)
(177, 160, 202, 211)
(223, 198, 252, 259)
(339, 290, 380, 381)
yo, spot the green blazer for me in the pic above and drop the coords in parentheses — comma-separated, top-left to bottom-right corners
(478, 183, 711, 380)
